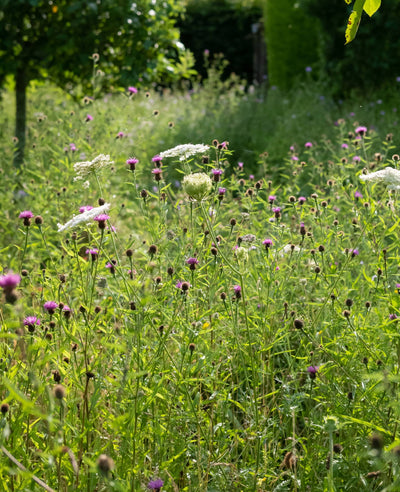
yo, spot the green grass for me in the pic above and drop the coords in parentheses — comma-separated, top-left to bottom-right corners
(1, 77, 400, 491)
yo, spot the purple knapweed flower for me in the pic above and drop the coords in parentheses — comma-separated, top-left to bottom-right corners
(389, 314, 398, 320)
(349, 249, 359, 257)
(218, 187, 226, 195)
(355, 126, 367, 136)
(23, 316, 40, 331)
(79, 205, 93, 213)
(127, 158, 139, 171)
(305, 66, 312, 73)
(148, 479, 164, 490)
(86, 114, 93, 122)
(152, 168, 162, 181)
(117, 132, 124, 139)
(152, 155, 162, 163)
(69, 143, 76, 152)
(94, 214, 110, 222)
(353, 156, 361, 163)
(263, 238, 273, 250)
(128, 86, 138, 94)
(44, 301, 58, 314)
(212, 169, 223, 176)
(268, 195, 276, 203)
(272, 207, 281, 213)
(354, 191, 363, 199)
(0, 272, 21, 292)
(307, 365, 319, 379)
(341, 143, 349, 149)
(233, 285, 241, 299)
(186, 257, 199, 270)
(305, 142, 313, 148)
(298, 196, 306, 204)
(291, 156, 299, 161)
(249, 174, 254, 180)
(238, 161, 243, 169)
(19, 210, 34, 226)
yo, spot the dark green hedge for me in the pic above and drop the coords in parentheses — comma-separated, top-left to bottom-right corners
(263, 0, 320, 90)
(178, 0, 264, 82)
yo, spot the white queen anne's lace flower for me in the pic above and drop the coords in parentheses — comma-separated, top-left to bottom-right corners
(58, 203, 111, 232)
(182, 173, 212, 201)
(73, 154, 114, 180)
(159, 144, 209, 161)
(359, 166, 400, 190)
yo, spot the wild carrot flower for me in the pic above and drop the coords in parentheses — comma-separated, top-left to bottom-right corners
(359, 167, 400, 190)
(57, 203, 110, 232)
(73, 154, 114, 181)
(159, 143, 209, 161)
(183, 173, 212, 201)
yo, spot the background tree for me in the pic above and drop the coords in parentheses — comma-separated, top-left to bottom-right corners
(0, 0, 191, 167)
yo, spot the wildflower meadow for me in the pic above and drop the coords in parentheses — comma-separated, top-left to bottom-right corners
(2, 77, 400, 492)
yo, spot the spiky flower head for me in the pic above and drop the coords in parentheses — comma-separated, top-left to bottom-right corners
(0, 272, 21, 292)
(183, 173, 212, 201)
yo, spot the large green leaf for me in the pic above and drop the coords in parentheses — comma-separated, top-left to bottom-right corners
(345, 0, 366, 45)
(364, 0, 381, 17)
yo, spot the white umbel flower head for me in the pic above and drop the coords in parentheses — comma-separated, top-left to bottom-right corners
(359, 166, 400, 190)
(73, 154, 114, 180)
(159, 144, 209, 161)
(58, 203, 111, 232)
(183, 173, 212, 201)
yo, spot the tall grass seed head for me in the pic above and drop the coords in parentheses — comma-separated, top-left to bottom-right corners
(183, 173, 212, 201)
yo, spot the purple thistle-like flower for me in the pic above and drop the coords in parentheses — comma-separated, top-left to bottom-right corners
(263, 238, 273, 248)
(389, 314, 398, 320)
(86, 248, 99, 256)
(86, 114, 93, 122)
(23, 316, 40, 328)
(349, 248, 359, 257)
(218, 187, 226, 195)
(70, 143, 77, 152)
(152, 155, 162, 162)
(152, 168, 162, 175)
(305, 66, 312, 73)
(354, 191, 363, 199)
(298, 196, 306, 204)
(238, 161, 243, 169)
(272, 207, 281, 213)
(305, 142, 313, 148)
(186, 257, 199, 270)
(353, 156, 361, 162)
(44, 301, 58, 314)
(268, 195, 276, 203)
(233, 285, 241, 293)
(117, 131, 124, 139)
(94, 214, 110, 222)
(79, 205, 93, 213)
(0, 273, 21, 291)
(128, 86, 138, 94)
(355, 126, 367, 136)
(291, 155, 299, 161)
(148, 479, 164, 490)
(19, 210, 34, 219)
(307, 365, 319, 379)
(341, 143, 349, 149)
(127, 158, 139, 171)
(212, 169, 223, 176)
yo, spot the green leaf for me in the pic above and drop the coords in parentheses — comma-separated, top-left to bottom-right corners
(364, 0, 381, 17)
(345, 0, 366, 44)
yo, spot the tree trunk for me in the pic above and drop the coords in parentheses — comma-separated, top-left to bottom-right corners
(13, 67, 28, 168)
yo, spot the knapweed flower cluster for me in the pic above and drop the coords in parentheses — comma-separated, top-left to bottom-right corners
(359, 167, 400, 190)
(73, 154, 114, 181)
(182, 173, 212, 201)
(57, 203, 111, 232)
(158, 143, 209, 161)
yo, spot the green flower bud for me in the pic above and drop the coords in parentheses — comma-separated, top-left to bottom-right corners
(183, 173, 212, 201)
(235, 246, 248, 263)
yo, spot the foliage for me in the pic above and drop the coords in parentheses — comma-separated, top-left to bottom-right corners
(0, 0, 190, 93)
(262, 0, 320, 90)
(178, 0, 263, 82)
(301, 0, 400, 96)
(344, 0, 382, 44)
(1, 79, 400, 490)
